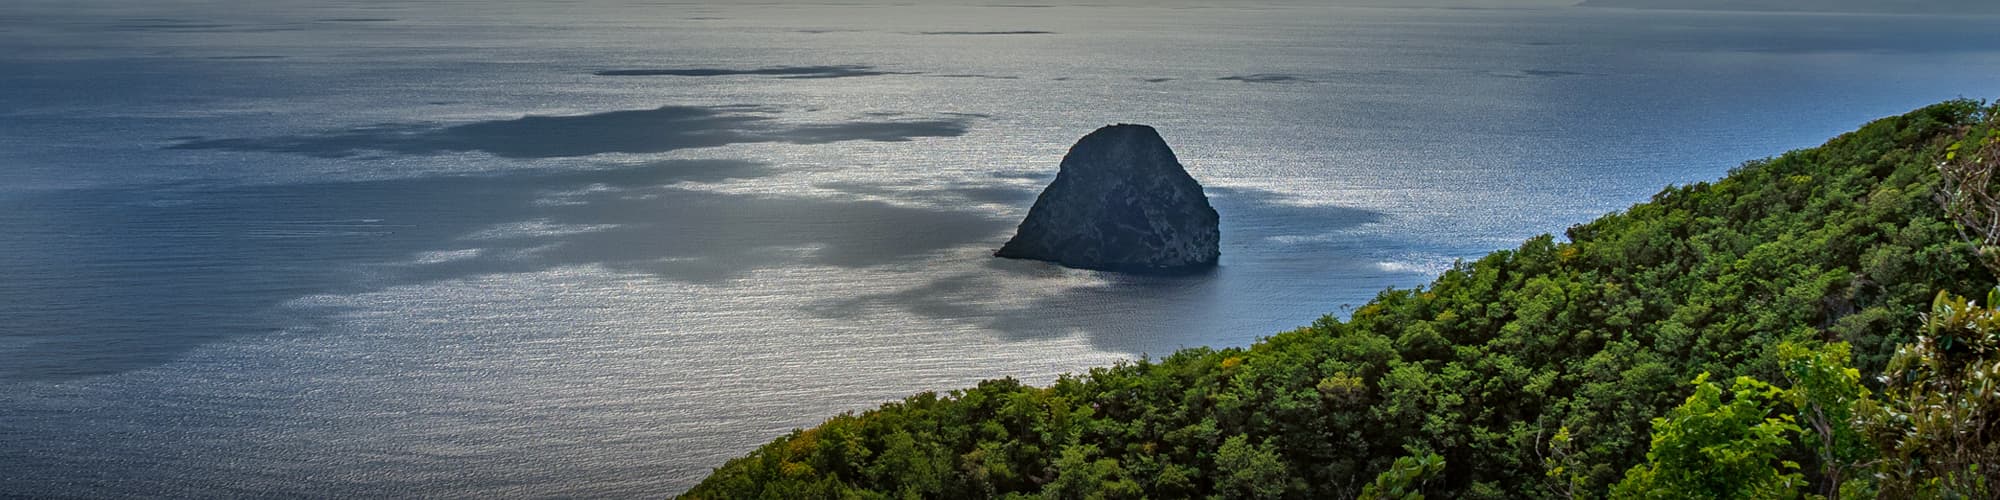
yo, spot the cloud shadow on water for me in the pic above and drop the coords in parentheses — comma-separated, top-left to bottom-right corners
(104, 18, 306, 33)
(169, 105, 973, 159)
(592, 65, 913, 79)
(1485, 69, 1589, 79)
(915, 30, 1054, 35)
(808, 186, 1389, 354)
(928, 74, 1023, 80)
(1219, 73, 1315, 84)
(0, 159, 1010, 381)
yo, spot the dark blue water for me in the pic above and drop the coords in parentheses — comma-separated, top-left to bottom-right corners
(3, 0, 1996, 496)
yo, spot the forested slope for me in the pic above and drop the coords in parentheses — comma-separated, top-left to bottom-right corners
(686, 100, 2000, 498)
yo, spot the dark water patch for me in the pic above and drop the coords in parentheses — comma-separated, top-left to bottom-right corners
(1202, 186, 1388, 242)
(1220, 73, 1313, 84)
(928, 74, 1022, 80)
(316, 18, 397, 23)
(810, 187, 1386, 352)
(990, 171, 1050, 181)
(593, 65, 908, 79)
(105, 19, 306, 33)
(916, 30, 1054, 35)
(110, 23, 234, 31)
(205, 55, 288, 60)
(1140, 77, 1175, 83)
(0, 160, 762, 379)
(170, 105, 974, 159)
(1487, 69, 1589, 79)
(0, 158, 1011, 380)
(810, 264, 1218, 353)
(109, 18, 231, 30)
(778, 121, 971, 143)
(588, 159, 777, 184)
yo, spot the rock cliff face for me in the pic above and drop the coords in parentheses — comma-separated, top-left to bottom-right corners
(995, 124, 1220, 273)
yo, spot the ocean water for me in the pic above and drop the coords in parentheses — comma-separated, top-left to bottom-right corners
(2, 0, 1996, 496)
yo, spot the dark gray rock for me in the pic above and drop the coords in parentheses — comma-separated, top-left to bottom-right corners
(996, 124, 1220, 273)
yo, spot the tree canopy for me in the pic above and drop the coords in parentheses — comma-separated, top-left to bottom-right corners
(684, 99, 2000, 499)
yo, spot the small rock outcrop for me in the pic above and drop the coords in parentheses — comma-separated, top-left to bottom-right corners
(995, 124, 1220, 273)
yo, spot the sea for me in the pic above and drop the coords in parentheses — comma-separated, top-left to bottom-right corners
(2, 0, 1995, 496)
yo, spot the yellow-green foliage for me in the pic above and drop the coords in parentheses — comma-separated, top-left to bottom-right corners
(1610, 373, 1805, 499)
(1360, 453, 1446, 500)
(1613, 289, 2000, 499)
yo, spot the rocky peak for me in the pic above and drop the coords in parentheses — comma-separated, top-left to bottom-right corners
(995, 124, 1220, 273)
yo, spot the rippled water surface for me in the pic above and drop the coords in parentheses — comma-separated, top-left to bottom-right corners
(2, 0, 1996, 496)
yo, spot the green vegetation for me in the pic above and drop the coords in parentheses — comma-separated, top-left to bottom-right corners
(684, 99, 2000, 499)
(1612, 288, 2000, 499)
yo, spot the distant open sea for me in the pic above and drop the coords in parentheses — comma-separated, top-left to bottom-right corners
(2, 0, 1995, 496)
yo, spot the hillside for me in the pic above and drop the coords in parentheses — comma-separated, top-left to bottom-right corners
(684, 100, 2000, 498)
